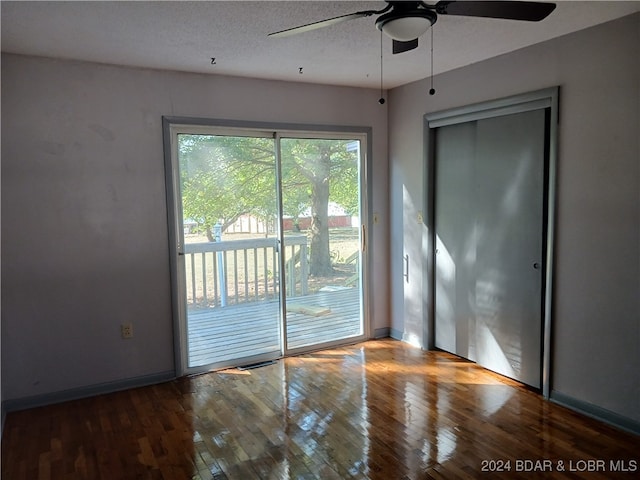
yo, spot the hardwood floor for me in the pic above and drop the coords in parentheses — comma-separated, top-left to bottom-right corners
(2, 339, 638, 479)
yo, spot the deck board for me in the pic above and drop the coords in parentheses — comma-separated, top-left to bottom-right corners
(187, 288, 361, 367)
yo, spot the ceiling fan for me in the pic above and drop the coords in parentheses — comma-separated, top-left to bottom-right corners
(269, 1, 557, 54)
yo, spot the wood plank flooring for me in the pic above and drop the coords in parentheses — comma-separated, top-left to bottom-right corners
(2, 339, 639, 479)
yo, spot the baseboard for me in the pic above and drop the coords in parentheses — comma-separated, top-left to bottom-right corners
(373, 327, 390, 339)
(550, 390, 640, 436)
(2, 370, 176, 413)
(390, 328, 403, 341)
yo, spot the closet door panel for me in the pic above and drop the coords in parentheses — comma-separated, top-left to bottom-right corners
(474, 110, 545, 387)
(434, 122, 477, 360)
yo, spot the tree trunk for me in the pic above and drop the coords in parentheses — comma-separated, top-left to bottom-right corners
(205, 226, 214, 242)
(309, 151, 333, 276)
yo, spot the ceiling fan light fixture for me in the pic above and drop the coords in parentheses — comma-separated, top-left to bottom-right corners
(376, 10, 436, 42)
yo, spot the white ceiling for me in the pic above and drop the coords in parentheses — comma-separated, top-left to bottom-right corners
(2, 1, 639, 89)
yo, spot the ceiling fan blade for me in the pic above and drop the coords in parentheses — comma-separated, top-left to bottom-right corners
(269, 10, 376, 38)
(436, 1, 556, 22)
(393, 38, 419, 54)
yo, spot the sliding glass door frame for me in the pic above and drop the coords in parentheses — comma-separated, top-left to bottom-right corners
(163, 117, 372, 376)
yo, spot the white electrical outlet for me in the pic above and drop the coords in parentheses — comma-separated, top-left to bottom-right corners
(121, 323, 133, 339)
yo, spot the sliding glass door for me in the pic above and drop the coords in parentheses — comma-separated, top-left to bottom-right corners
(165, 120, 369, 375)
(176, 132, 282, 370)
(280, 136, 364, 351)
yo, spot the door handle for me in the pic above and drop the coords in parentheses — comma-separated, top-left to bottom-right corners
(533, 262, 540, 270)
(404, 254, 409, 282)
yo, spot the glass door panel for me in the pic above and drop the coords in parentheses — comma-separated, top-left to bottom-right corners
(279, 137, 364, 350)
(177, 133, 282, 369)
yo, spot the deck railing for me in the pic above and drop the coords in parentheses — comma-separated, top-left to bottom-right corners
(184, 235, 308, 308)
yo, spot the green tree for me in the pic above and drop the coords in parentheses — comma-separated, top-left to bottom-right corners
(280, 138, 358, 275)
(179, 135, 359, 275)
(179, 135, 275, 240)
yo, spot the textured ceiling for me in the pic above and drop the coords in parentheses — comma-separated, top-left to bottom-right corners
(2, 1, 639, 89)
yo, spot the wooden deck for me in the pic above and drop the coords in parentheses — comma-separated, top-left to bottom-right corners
(187, 287, 361, 367)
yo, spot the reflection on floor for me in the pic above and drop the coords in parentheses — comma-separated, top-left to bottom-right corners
(2, 339, 638, 479)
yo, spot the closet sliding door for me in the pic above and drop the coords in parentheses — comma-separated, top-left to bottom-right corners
(473, 110, 546, 388)
(431, 92, 555, 390)
(434, 122, 477, 362)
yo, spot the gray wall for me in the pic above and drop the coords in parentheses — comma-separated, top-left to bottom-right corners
(389, 13, 639, 425)
(1, 55, 389, 405)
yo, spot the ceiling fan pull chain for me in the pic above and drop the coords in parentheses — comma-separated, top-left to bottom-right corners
(429, 26, 436, 96)
(379, 29, 385, 105)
